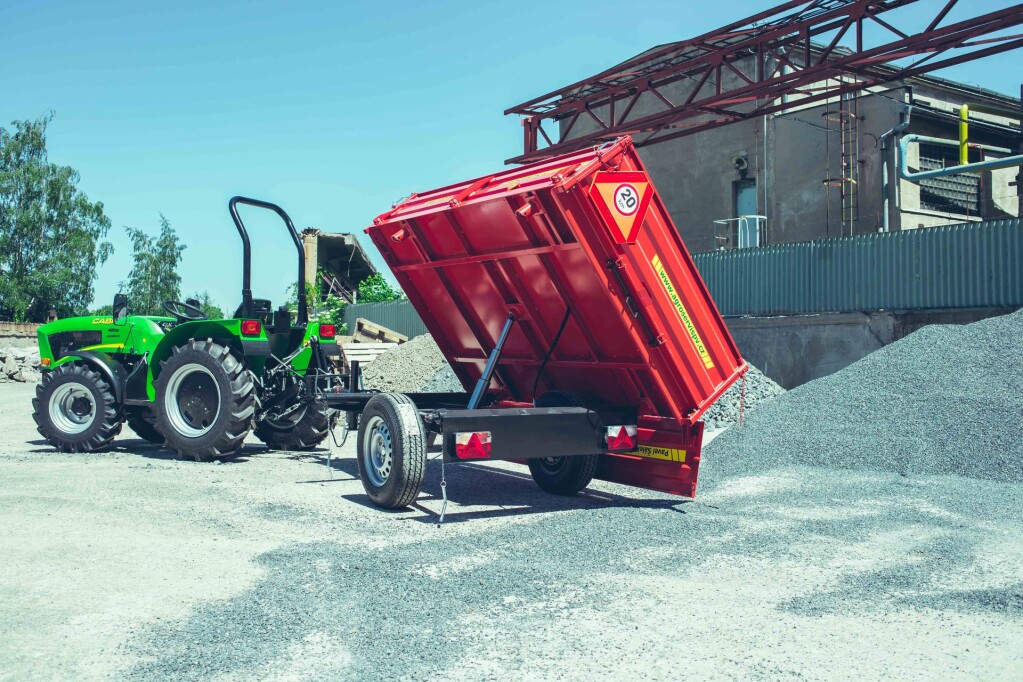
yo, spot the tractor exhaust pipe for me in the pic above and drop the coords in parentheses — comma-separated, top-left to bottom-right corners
(228, 196, 308, 325)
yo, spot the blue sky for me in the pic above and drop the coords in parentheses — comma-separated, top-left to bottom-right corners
(2, 0, 1019, 313)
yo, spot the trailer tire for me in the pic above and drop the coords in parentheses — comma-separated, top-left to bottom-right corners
(357, 393, 426, 509)
(528, 390, 598, 495)
(155, 338, 256, 462)
(528, 454, 600, 496)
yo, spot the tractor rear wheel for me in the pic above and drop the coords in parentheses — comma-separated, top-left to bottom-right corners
(254, 396, 332, 451)
(32, 363, 123, 453)
(155, 339, 256, 461)
(527, 390, 599, 496)
(356, 393, 427, 509)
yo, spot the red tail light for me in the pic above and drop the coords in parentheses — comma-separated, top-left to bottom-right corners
(454, 431, 492, 459)
(240, 319, 262, 336)
(319, 324, 336, 339)
(605, 425, 638, 450)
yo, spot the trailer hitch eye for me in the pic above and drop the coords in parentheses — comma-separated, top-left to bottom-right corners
(606, 425, 638, 450)
(454, 431, 492, 459)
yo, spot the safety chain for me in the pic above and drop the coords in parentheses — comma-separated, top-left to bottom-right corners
(437, 456, 448, 527)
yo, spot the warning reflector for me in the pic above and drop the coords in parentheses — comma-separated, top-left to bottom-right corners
(588, 171, 653, 244)
(454, 431, 492, 459)
(605, 425, 638, 450)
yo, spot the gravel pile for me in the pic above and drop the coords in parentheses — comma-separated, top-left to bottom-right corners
(422, 364, 463, 393)
(702, 363, 784, 430)
(705, 309, 1023, 485)
(0, 347, 41, 383)
(361, 334, 459, 393)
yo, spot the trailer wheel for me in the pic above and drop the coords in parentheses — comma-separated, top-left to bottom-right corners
(32, 362, 123, 453)
(528, 390, 599, 495)
(155, 338, 256, 461)
(356, 393, 426, 509)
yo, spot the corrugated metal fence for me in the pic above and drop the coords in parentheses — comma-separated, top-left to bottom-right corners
(693, 218, 1022, 315)
(344, 299, 429, 338)
(345, 219, 1023, 335)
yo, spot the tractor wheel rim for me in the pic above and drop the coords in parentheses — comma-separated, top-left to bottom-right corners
(49, 382, 96, 434)
(363, 415, 393, 487)
(164, 364, 221, 438)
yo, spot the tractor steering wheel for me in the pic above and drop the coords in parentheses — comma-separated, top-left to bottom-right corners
(162, 300, 208, 322)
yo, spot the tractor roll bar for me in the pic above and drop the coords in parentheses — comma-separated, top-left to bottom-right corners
(228, 196, 308, 325)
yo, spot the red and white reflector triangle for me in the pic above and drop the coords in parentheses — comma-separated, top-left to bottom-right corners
(588, 171, 653, 244)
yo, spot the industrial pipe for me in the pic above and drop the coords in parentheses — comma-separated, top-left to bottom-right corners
(880, 105, 912, 232)
(898, 134, 1022, 181)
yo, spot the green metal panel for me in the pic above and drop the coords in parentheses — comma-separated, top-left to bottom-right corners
(692, 219, 1023, 316)
(344, 299, 429, 338)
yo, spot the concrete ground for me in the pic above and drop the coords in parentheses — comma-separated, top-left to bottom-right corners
(1, 381, 1021, 681)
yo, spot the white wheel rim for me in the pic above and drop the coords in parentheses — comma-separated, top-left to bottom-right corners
(164, 364, 222, 438)
(362, 415, 393, 487)
(49, 382, 96, 434)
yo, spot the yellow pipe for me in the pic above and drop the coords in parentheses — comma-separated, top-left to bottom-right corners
(959, 104, 969, 165)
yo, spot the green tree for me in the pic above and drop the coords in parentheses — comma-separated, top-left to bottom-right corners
(0, 114, 113, 321)
(188, 290, 225, 319)
(357, 273, 401, 303)
(125, 214, 186, 315)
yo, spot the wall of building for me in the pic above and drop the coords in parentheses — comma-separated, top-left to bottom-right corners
(559, 57, 1020, 251)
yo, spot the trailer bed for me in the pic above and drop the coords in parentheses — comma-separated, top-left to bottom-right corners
(366, 137, 746, 496)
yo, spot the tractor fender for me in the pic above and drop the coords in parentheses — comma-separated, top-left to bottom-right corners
(64, 351, 128, 404)
(149, 321, 248, 383)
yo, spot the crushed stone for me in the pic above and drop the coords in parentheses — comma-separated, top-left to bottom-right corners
(704, 308, 1023, 486)
(0, 347, 41, 383)
(702, 363, 784, 430)
(360, 334, 457, 393)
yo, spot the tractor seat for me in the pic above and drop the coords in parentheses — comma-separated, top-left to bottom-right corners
(233, 298, 273, 320)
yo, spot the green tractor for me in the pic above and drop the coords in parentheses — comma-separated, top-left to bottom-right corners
(32, 197, 340, 460)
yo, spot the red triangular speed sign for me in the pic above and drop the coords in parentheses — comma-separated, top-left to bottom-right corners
(588, 171, 653, 244)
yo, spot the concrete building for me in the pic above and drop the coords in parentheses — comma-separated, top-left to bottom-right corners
(560, 46, 1022, 254)
(300, 229, 377, 303)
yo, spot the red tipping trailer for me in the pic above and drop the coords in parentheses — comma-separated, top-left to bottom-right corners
(333, 136, 746, 510)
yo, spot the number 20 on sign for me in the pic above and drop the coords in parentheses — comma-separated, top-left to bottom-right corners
(589, 171, 653, 244)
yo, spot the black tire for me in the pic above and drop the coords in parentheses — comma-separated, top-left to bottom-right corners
(356, 393, 427, 509)
(32, 363, 123, 453)
(527, 390, 599, 496)
(125, 410, 165, 444)
(154, 338, 256, 462)
(527, 455, 599, 496)
(254, 396, 332, 451)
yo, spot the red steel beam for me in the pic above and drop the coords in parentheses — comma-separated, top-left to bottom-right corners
(506, 0, 1023, 164)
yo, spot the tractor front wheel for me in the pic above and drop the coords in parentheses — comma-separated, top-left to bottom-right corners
(32, 363, 123, 452)
(155, 339, 256, 461)
(254, 396, 332, 451)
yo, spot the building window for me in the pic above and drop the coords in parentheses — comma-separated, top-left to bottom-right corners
(917, 143, 980, 215)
